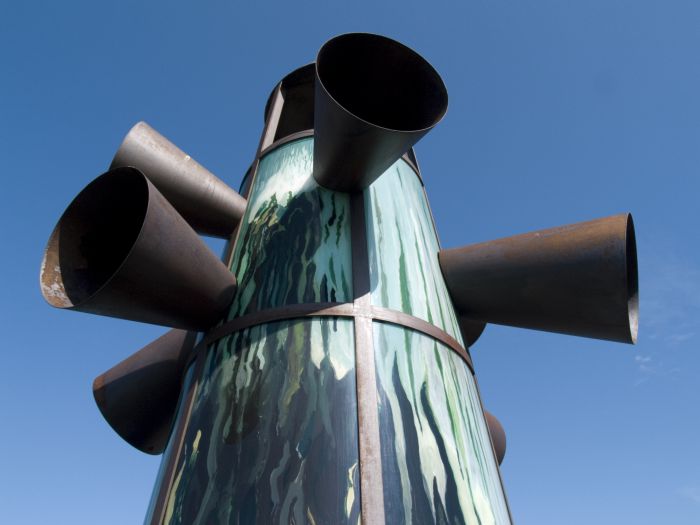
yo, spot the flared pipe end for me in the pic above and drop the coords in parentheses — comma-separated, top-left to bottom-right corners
(40, 167, 150, 311)
(39, 167, 236, 329)
(440, 213, 639, 344)
(484, 411, 506, 465)
(313, 33, 447, 192)
(92, 329, 196, 454)
(625, 214, 639, 344)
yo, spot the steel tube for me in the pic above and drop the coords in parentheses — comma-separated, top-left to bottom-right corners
(440, 214, 639, 343)
(93, 329, 196, 454)
(40, 167, 237, 329)
(112, 122, 247, 238)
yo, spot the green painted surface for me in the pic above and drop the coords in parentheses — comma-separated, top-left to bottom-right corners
(365, 161, 462, 342)
(374, 323, 510, 525)
(228, 137, 352, 318)
(152, 138, 359, 524)
(147, 138, 509, 524)
(160, 318, 360, 524)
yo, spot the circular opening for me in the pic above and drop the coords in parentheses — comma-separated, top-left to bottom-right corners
(317, 33, 448, 132)
(626, 214, 639, 343)
(40, 167, 149, 307)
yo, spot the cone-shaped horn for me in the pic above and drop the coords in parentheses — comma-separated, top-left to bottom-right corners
(40, 167, 237, 329)
(439, 214, 638, 344)
(459, 318, 487, 348)
(313, 33, 448, 192)
(484, 411, 507, 465)
(93, 329, 196, 454)
(111, 121, 246, 238)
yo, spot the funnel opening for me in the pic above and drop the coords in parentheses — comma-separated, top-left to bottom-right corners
(40, 168, 149, 308)
(626, 214, 639, 343)
(317, 33, 448, 132)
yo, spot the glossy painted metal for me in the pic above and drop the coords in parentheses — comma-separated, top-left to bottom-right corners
(439, 213, 639, 343)
(484, 411, 507, 466)
(313, 33, 448, 191)
(158, 318, 361, 524)
(373, 323, 511, 524)
(111, 121, 247, 238)
(40, 167, 237, 329)
(365, 157, 511, 523)
(364, 158, 464, 342)
(186, 301, 474, 373)
(93, 329, 196, 454)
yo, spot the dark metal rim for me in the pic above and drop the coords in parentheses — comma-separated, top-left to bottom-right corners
(625, 214, 639, 343)
(263, 62, 316, 125)
(258, 129, 314, 158)
(315, 32, 448, 134)
(41, 167, 151, 309)
(256, 129, 423, 181)
(188, 302, 473, 373)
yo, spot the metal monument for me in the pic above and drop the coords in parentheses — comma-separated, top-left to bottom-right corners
(40, 33, 638, 524)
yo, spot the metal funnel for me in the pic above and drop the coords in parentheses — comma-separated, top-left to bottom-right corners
(313, 33, 448, 191)
(93, 329, 196, 454)
(40, 167, 237, 329)
(484, 411, 507, 465)
(439, 214, 638, 344)
(111, 122, 246, 238)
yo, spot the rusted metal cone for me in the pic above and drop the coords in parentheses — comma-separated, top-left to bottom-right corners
(313, 33, 448, 192)
(93, 329, 196, 454)
(40, 167, 237, 329)
(484, 411, 507, 465)
(111, 121, 247, 238)
(439, 214, 639, 344)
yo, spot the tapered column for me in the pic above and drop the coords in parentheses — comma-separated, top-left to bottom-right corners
(144, 137, 511, 524)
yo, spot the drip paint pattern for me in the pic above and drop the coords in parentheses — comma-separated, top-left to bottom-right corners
(160, 319, 360, 524)
(154, 137, 359, 524)
(143, 364, 197, 524)
(365, 161, 462, 341)
(374, 323, 511, 525)
(228, 138, 352, 317)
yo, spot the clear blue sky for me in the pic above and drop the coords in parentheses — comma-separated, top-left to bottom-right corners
(2, 1, 698, 524)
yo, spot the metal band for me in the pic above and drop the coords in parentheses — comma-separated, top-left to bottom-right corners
(258, 129, 315, 158)
(370, 306, 472, 368)
(256, 129, 422, 181)
(190, 302, 474, 373)
(196, 302, 353, 350)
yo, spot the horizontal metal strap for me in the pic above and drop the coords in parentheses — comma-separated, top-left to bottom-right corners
(193, 302, 473, 373)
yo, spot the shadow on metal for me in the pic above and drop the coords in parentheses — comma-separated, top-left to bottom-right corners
(111, 121, 247, 238)
(313, 33, 448, 192)
(40, 167, 237, 329)
(93, 329, 197, 454)
(459, 318, 487, 348)
(484, 411, 507, 465)
(440, 214, 638, 344)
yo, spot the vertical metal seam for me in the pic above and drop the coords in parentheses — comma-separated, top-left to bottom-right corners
(257, 85, 285, 155)
(150, 349, 205, 525)
(350, 190, 385, 524)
